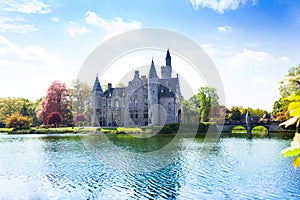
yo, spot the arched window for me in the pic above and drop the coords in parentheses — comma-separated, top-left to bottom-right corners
(129, 99, 132, 107)
(115, 99, 119, 108)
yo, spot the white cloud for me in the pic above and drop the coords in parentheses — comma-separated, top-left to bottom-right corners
(0, 35, 66, 100)
(251, 77, 273, 84)
(1, 0, 51, 14)
(278, 56, 290, 63)
(222, 48, 274, 69)
(85, 11, 142, 41)
(190, 0, 255, 13)
(217, 25, 232, 33)
(66, 22, 89, 38)
(50, 17, 61, 23)
(0, 17, 38, 33)
(0, 35, 59, 66)
(201, 44, 218, 55)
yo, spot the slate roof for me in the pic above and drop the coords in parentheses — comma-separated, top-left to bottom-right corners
(158, 78, 179, 98)
(92, 76, 103, 92)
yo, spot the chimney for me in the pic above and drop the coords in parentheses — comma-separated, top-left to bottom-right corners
(134, 70, 139, 79)
(108, 83, 112, 90)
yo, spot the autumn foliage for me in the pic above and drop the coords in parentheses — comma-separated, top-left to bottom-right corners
(38, 80, 73, 125)
(47, 112, 63, 128)
(74, 113, 87, 123)
(5, 113, 31, 129)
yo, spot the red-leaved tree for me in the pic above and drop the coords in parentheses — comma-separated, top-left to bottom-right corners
(47, 112, 62, 128)
(38, 80, 73, 126)
(74, 113, 87, 123)
(74, 113, 87, 126)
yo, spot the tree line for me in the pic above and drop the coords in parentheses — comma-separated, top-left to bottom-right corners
(182, 86, 270, 124)
(0, 80, 272, 130)
(0, 80, 92, 129)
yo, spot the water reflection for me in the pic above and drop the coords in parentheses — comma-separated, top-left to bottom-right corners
(0, 135, 300, 199)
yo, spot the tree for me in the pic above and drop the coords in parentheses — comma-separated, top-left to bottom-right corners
(228, 107, 242, 121)
(278, 65, 300, 168)
(47, 112, 62, 128)
(0, 97, 41, 127)
(70, 80, 92, 124)
(209, 105, 227, 123)
(279, 65, 300, 98)
(74, 113, 87, 126)
(182, 99, 200, 123)
(182, 86, 220, 123)
(198, 86, 219, 122)
(38, 80, 73, 126)
(5, 113, 31, 129)
(116, 82, 126, 88)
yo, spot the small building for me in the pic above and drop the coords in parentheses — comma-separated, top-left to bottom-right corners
(91, 49, 182, 127)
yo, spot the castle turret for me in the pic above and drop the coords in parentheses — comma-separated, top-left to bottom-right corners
(166, 48, 171, 67)
(161, 49, 172, 78)
(149, 59, 158, 78)
(92, 76, 104, 126)
(148, 59, 159, 125)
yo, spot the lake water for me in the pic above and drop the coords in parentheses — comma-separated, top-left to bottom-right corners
(0, 133, 299, 199)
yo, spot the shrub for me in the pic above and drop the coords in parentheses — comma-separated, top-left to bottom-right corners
(47, 112, 63, 128)
(5, 113, 32, 130)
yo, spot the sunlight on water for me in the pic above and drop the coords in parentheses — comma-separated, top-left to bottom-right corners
(0, 134, 299, 199)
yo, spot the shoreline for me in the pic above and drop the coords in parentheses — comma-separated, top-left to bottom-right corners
(0, 127, 295, 139)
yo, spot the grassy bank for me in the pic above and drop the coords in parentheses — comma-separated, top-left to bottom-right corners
(0, 127, 99, 134)
(0, 123, 295, 139)
(0, 127, 145, 134)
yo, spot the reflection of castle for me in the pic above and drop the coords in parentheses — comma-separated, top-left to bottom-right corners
(91, 49, 182, 127)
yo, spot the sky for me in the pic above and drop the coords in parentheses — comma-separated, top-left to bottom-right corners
(0, 0, 300, 111)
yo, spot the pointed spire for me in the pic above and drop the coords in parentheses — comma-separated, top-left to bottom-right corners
(166, 48, 171, 67)
(149, 58, 158, 78)
(166, 48, 171, 59)
(92, 75, 103, 92)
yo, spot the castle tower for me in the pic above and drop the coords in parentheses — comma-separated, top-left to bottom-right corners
(161, 49, 172, 78)
(166, 48, 171, 67)
(148, 59, 159, 126)
(91, 76, 104, 126)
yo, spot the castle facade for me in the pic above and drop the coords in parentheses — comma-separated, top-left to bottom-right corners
(91, 49, 182, 127)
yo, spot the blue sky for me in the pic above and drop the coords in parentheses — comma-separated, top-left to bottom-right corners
(0, 0, 300, 111)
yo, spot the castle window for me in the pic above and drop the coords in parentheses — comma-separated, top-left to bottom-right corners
(144, 96, 148, 104)
(161, 88, 164, 93)
(129, 99, 132, 107)
(115, 99, 119, 108)
(134, 98, 138, 107)
(168, 102, 172, 112)
(108, 99, 111, 108)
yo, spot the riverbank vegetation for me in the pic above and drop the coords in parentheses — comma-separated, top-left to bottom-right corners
(275, 65, 300, 168)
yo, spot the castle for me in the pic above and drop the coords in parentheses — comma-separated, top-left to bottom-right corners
(91, 49, 182, 127)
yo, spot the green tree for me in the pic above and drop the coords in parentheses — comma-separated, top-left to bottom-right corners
(5, 113, 32, 129)
(0, 97, 41, 127)
(279, 65, 300, 98)
(280, 90, 300, 168)
(278, 65, 300, 168)
(70, 80, 92, 124)
(182, 99, 200, 123)
(228, 107, 242, 121)
(182, 86, 220, 123)
(198, 86, 219, 122)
